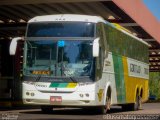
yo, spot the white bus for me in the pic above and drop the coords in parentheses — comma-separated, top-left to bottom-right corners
(10, 14, 149, 114)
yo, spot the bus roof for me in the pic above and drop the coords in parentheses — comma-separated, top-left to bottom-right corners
(28, 14, 149, 46)
(110, 23, 149, 46)
(28, 14, 105, 23)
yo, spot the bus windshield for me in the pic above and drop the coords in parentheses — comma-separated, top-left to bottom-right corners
(24, 40, 93, 77)
(27, 22, 95, 37)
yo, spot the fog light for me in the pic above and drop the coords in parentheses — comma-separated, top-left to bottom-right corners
(26, 99, 32, 102)
(82, 100, 90, 103)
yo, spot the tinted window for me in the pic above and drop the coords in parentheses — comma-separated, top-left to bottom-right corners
(27, 22, 95, 37)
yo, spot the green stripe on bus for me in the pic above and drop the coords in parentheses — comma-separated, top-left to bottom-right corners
(118, 57, 126, 103)
(58, 83, 68, 88)
(49, 83, 68, 88)
(113, 54, 126, 103)
(49, 83, 60, 88)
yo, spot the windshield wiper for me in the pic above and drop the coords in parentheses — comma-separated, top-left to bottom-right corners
(35, 75, 41, 82)
(69, 77, 77, 83)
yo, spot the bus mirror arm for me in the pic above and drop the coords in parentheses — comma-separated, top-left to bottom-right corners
(93, 37, 100, 57)
(9, 37, 23, 55)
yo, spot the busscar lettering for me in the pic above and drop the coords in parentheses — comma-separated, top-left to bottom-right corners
(130, 64, 141, 74)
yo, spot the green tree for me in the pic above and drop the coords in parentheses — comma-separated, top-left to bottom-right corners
(149, 72, 160, 99)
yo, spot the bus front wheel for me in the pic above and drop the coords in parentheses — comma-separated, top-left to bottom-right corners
(98, 96, 111, 114)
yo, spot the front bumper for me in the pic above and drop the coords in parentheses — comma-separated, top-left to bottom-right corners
(22, 82, 98, 106)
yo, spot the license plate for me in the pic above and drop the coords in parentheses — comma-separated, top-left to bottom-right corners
(50, 96, 62, 103)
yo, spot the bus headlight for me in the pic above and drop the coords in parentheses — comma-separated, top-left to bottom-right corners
(85, 93, 89, 97)
(26, 92, 30, 96)
(31, 93, 35, 96)
(26, 92, 35, 96)
(79, 94, 84, 98)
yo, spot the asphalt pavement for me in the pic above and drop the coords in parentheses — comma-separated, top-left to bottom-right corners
(0, 103, 160, 120)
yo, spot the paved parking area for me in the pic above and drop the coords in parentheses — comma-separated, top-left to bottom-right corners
(0, 103, 160, 120)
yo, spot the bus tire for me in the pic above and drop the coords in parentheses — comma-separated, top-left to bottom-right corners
(122, 95, 141, 111)
(41, 106, 53, 113)
(97, 96, 111, 114)
(132, 95, 140, 111)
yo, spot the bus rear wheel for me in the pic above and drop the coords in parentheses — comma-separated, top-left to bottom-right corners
(122, 95, 141, 111)
(41, 106, 53, 113)
(133, 95, 141, 110)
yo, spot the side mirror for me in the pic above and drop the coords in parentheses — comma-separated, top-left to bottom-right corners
(93, 37, 100, 57)
(9, 37, 22, 55)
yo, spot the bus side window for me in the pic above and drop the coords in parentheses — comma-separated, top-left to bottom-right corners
(95, 47, 104, 80)
(96, 23, 108, 51)
(96, 23, 107, 79)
